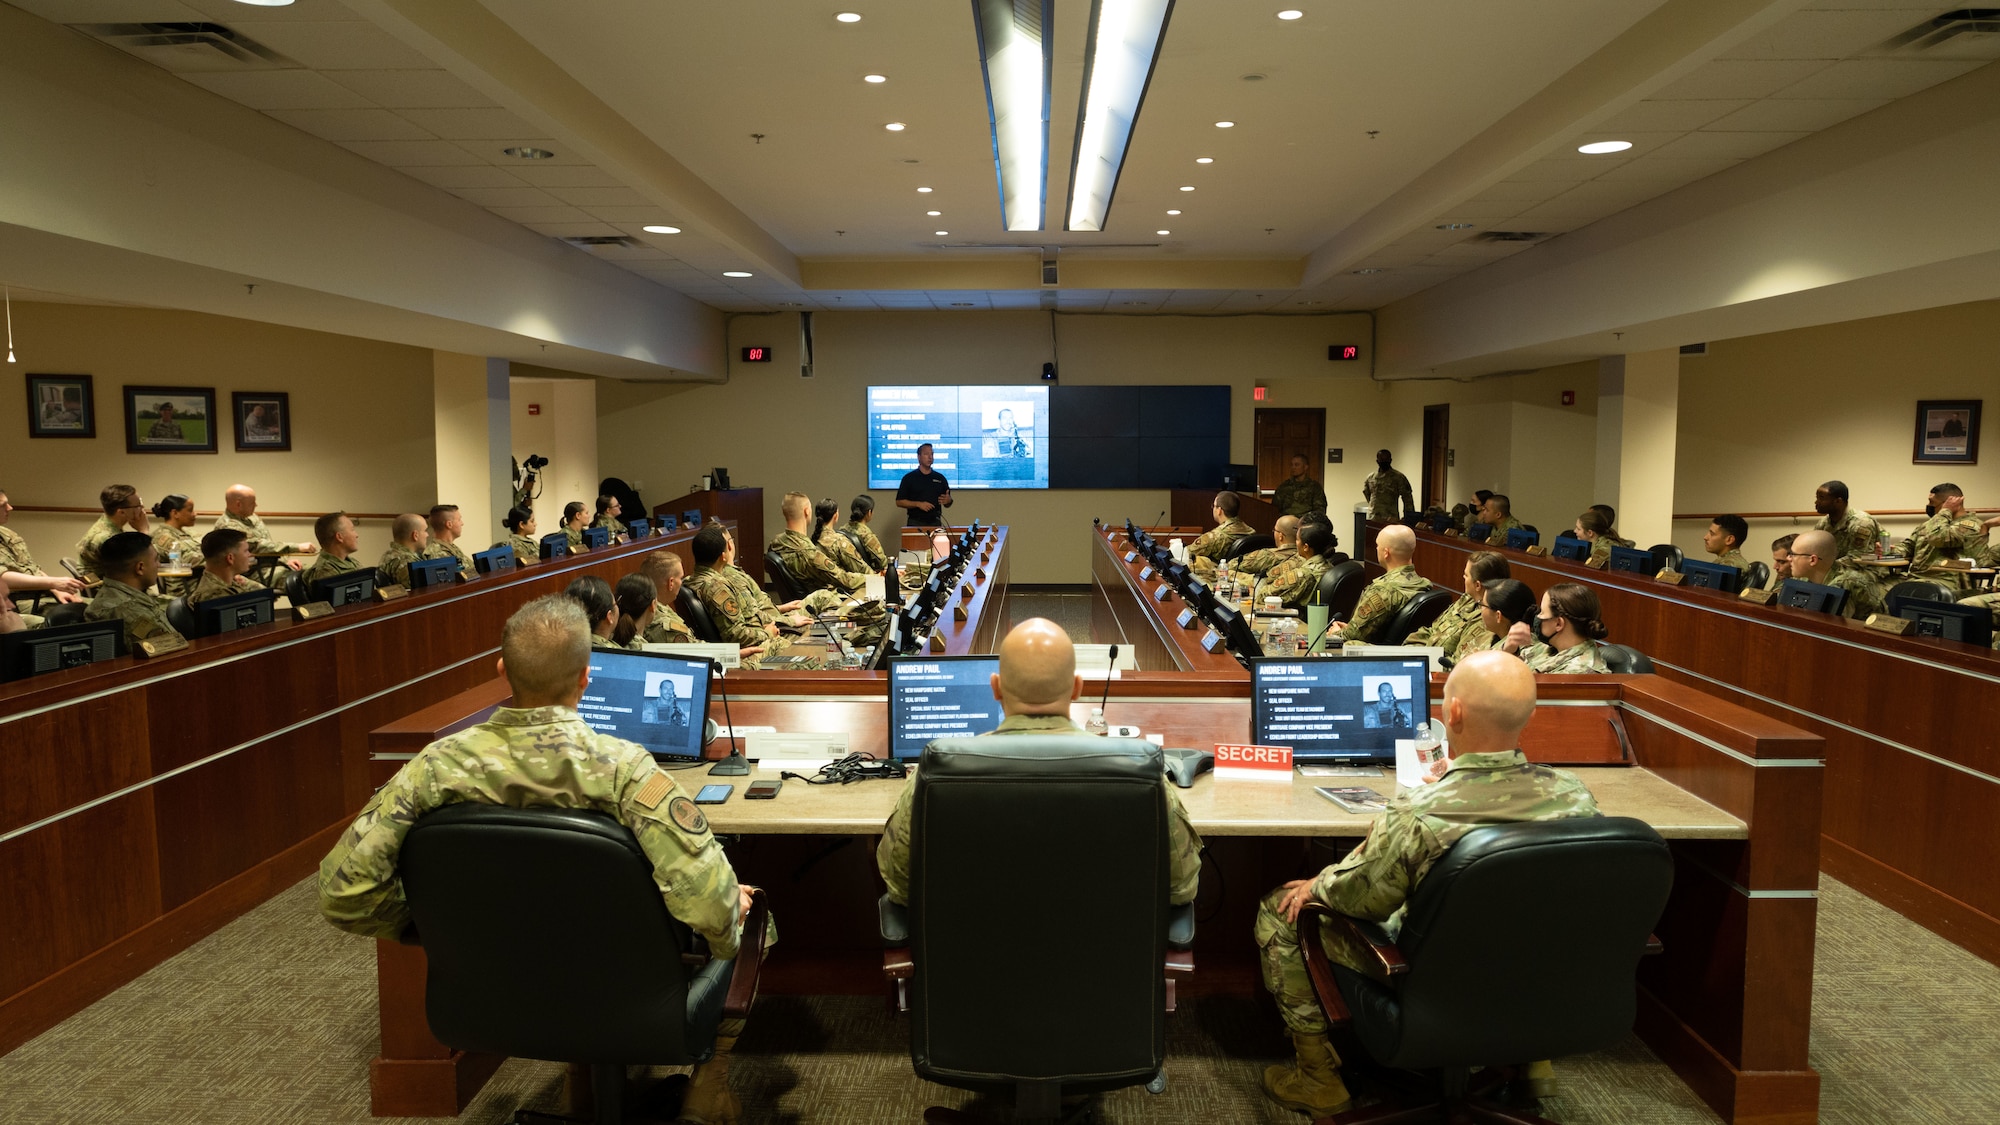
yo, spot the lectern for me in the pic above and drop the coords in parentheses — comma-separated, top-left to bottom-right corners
(652, 487, 764, 580)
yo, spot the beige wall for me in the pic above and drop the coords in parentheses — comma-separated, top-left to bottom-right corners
(2, 301, 438, 564)
(510, 374, 600, 531)
(597, 311, 1389, 583)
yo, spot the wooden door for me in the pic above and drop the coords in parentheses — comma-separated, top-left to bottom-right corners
(1421, 404, 1450, 511)
(1254, 408, 1324, 492)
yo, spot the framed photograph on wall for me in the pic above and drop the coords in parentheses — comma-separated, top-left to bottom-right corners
(1913, 400, 1980, 465)
(124, 385, 217, 454)
(24, 373, 96, 438)
(232, 391, 291, 452)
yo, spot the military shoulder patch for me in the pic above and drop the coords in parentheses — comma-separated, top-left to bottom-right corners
(634, 772, 672, 809)
(668, 796, 708, 835)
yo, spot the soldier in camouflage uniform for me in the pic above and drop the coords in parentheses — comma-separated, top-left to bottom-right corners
(1269, 524, 1339, 612)
(301, 512, 361, 586)
(1702, 515, 1752, 574)
(77, 484, 149, 579)
(318, 595, 765, 1125)
(1573, 509, 1633, 568)
(1361, 450, 1413, 523)
(1238, 516, 1300, 576)
(819, 519, 874, 577)
(1274, 454, 1328, 519)
(771, 494, 868, 596)
(186, 528, 267, 608)
(377, 514, 431, 587)
(1326, 525, 1427, 644)
(844, 496, 890, 570)
(592, 495, 626, 542)
(150, 496, 203, 599)
(1785, 530, 1881, 619)
(1899, 484, 1985, 593)
(1409, 550, 1510, 666)
(1812, 480, 1883, 561)
(1500, 584, 1611, 673)
(215, 484, 317, 571)
(84, 532, 184, 647)
(500, 505, 540, 564)
(878, 618, 1203, 906)
(561, 502, 590, 552)
(0, 491, 88, 609)
(1188, 491, 1256, 580)
(1255, 651, 1599, 1116)
(425, 505, 476, 577)
(687, 526, 805, 671)
(1477, 494, 1525, 543)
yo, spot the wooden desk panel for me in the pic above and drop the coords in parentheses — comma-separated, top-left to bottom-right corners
(652, 490, 763, 580)
(1171, 488, 1279, 535)
(912, 527, 1010, 656)
(1089, 527, 1244, 675)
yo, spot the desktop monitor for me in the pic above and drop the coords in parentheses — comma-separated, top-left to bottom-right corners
(1678, 558, 1742, 594)
(658, 514, 679, 532)
(886, 655, 1003, 760)
(405, 555, 458, 591)
(1184, 578, 1214, 616)
(539, 533, 570, 561)
(1166, 563, 1191, 591)
(309, 567, 378, 607)
(1250, 654, 1433, 764)
(1550, 535, 1590, 562)
(195, 589, 278, 637)
(1466, 522, 1493, 543)
(473, 544, 515, 574)
(0, 619, 124, 683)
(629, 517, 650, 539)
(577, 649, 712, 761)
(1505, 527, 1541, 551)
(682, 509, 703, 530)
(1776, 577, 1848, 616)
(1607, 545, 1656, 575)
(1428, 511, 1453, 534)
(1208, 602, 1262, 661)
(1888, 594, 1992, 648)
(711, 467, 731, 490)
(582, 526, 611, 550)
(863, 615, 904, 670)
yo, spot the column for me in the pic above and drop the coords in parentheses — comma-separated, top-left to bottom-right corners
(433, 353, 512, 545)
(1595, 349, 1679, 549)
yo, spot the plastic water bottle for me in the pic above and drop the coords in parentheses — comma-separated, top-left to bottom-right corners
(166, 547, 180, 571)
(1216, 560, 1230, 600)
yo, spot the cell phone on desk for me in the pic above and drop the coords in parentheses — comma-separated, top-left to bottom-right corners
(695, 784, 734, 804)
(745, 778, 783, 800)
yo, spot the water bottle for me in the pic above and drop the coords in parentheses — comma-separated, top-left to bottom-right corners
(167, 547, 180, 571)
(1216, 560, 1230, 599)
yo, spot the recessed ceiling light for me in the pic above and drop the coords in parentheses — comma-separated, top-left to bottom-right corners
(1166, 209, 1181, 215)
(835, 11, 862, 22)
(1157, 229, 1171, 235)
(502, 146, 555, 160)
(935, 230, 949, 236)
(642, 225, 682, 234)
(1277, 9, 1304, 19)
(1214, 120, 1235, 128)
(1577, 140, 1633, 154)
(1195, 157, 1213, 164)
(884, 122, 907, 132)
(1179, 185, 1195, 192)
(1436, 223, 1475, 230)
(917, 186, 933, 193)
(863, 74, 887, 83)
(926, 210, 941, 216)
(723, 271, 753, 278)
(1352, 267, 1385, 275)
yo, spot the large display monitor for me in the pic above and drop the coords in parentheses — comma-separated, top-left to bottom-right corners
(866, 385, 1049, 490)
(577, 649, 712, 761)
(886, 655, 1003, 760)
(1250, 654, 1432, 763)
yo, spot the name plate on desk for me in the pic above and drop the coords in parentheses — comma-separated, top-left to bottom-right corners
(1863, 613, 1916, 636)
(1213, 742, 1294, 782)
(1177, 608, 1199, 630)
(1200, 628, 1227, 653)
(1140, 565, 1154, 580)
(374, 584, 410, 602)
(953, 605, 968, 621)
(1153, 584, 1173, 602)
(135, 633, 190, 659)
(1585, 556, 1608, 570)
(1526, 544, 1549, 557)
(1125, 551, 1139, 563)
(1740, 586, 1776, 604)
(293, 601, 336, 621)
(960, 583, 974, 599)
(1654, 569, 1686, 585)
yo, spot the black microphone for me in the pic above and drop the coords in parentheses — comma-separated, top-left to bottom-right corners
(706, 657, 750, 775)
(1097, 643, 1118, 723)
(1154, 509, 1167, 531)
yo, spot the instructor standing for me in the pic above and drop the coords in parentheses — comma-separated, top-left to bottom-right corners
(896, 442, 953, 527)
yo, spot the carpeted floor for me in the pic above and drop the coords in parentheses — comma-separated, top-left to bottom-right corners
(2, 874, 1996, 1124)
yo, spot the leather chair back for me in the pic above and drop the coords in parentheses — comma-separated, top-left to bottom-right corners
(908, 736, 1168, 1095)
(401, 804, 717, 1066)
(765, 549, 807, 602)
(166, 597, 198, 638)
(1320, 560, 1367, 620)
(676, 586, 723, 642)
(40, 602, 88, 629)
(1599, 643, 1655, 674)
(1338, 817, 1671, 1070)
(1888, 580, 1952, 603)
(1379, 588, 1455, 644)
(1648, 544, 1684, 573)
(1226, 534, 1275, 560)
(1744, 560, 1770, 591)
(285, 570, 310, 607)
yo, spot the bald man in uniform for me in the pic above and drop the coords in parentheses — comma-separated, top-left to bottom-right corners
(1238, 515, 1300, 576)
(876, 617, 1203, 908)
(1254, 651, 1601, 1116)
(1784, 529, 1882, 619)
(215, 484, 317, 571)
(377, 514, 430, 587)
(1325, 525, 1428, 644)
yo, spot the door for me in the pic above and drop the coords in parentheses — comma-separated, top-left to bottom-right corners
(1254, 408, 1325, 493)
(1421, 404, 1450, 512)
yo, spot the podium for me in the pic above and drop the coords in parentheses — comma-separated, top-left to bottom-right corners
(652, 487, 765, 581)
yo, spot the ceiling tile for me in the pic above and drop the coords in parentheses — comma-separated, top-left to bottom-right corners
(522, 222, 625, 238)
(1704, 97, 1890, 132)
(1597, 99, 1755, 133)
(549, 187, 652, 208)
(1720, 8, 1931, 61)
(240, 22, 439, 70)
(509, 165, 628, 189)
(5, 0, 202, 20)
(266, 108, 432, 142)
(337, 139, 488, 166)
(1651, 59, 1833, 100)
(487, 205, 596, 224)
(1468, 181, 1575, 204)
(398, 164, 529, 190)
(1653, 131, 1810, 160)
(180, 70, 374, 110)
(1507, 155, 1611, 183)
(323, 68, 495, 109)
(592, 207, 682, 224)
(1771, 57, 1986, 100)
(397, 106, 539, 141)
(451, 187, 562, 208)
(1596, 155, 1742, 182)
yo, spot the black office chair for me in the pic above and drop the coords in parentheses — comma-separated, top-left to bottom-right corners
(878, 735, 1188, 1123)
(1320, 560, 1367, 622)
(401, 804, 768, 1125)
(676, 586, 723, 643)
(1648, 544, 1683, 573)
(1598, 643, 1655, 675)
(1301, 817, 1671, 1125)
(1379, 588, 1456, 645)
(166, 597, 198, 638)
(764, 549, 808, 602)
(1226, 533, 1275, 561)
(1888, 580, 1952, 603)
(285, 569, 310, 606)
(1744, 560, 1770, 592)
(39, 601, 88, 628)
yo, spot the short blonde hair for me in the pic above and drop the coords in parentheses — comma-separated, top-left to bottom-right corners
(502, 595, 590, 699)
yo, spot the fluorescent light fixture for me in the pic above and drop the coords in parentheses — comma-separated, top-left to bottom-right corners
(233, 0, 295, 6)
(1166, 209, 1180, 215)
(642, 225, 682, 234)
(1577, 140, 1632, 154)
(1178, 185, 1194, 191)
(1156, 229, 1170, 235)
(723, 271, 753, 278)
(1065, 0, 1176, 232)
(936, 230, 950, 236)
(1276, 9, 1302, 19)
(973, 0, 1053, 232)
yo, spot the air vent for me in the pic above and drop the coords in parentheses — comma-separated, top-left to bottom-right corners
(1874, 10, 2000, 59)
(1679, 342, 1708, 356)
(560, 236, 644, 249)
(1474, 231, 1547, 243)
(74, 22, 293, 71)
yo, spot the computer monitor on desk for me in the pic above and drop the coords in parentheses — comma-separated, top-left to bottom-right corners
(1888, 594, 1992, 648)
(1251, 654, 1432, 764)
(1550, 535, 1589, 562)
(0, 619, 123, 682)
(1607, 545, 1655, 575)
(1207, 602, 1261, 662)
(196, 589, 279, 636)
(539, 533, 569, 561)
(1466, 522, 1492, 543)
(1505, 527, 1540, 551)
(309, 567, 378, 607)
(581, 526, 610, 550)
(576, 649, 712, 762)
(1777, 577, 1847, 616)
(1678, 558, 1742, 593)
(629, 517, 650, 539)
(473, 545, 514, 574)
(405, 555, 458, 591)
(887, 655, 1003, 761)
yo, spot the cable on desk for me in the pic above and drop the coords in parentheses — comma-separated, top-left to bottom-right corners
(780, 753, 909, 785)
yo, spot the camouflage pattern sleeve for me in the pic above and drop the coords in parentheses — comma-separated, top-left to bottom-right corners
(1341, 568, 1422, 642)
(1187, 519, 1249, 561)
(693, 570, 772, 647)
(877, 782, 917, 906)
(616, 763, 745, 959)
(1309, 802, 1438, 922)
(1166, 783, 1205, 905)
(1522, 641, 1609, 674)
(1272, 556, 1327, 608)
(0, 526, 46, 576)
(76, 516, 120, 578)
(317, 765, 428, 939)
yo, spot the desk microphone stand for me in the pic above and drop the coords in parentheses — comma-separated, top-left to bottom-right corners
(706, 657, 751, 775)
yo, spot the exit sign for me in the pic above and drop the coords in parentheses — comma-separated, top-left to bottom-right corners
(740, 346, 773, 362)
(1328, 345, 1361, 361)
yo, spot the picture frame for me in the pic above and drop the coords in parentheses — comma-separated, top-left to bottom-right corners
(1912, 400, 1980, 465)
(232, 391, 292, 452)
(24, 373, 96, 439)
(124, 385, 217, 454)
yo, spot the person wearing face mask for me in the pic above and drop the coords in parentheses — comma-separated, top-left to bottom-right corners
(1461, 578, 1536, 666)
(1502, 582, 1609, 674)
(1900, 483, 1984, 593)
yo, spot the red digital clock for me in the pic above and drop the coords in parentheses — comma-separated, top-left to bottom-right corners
(741, 346, 773, 362)
(1328, 345, 1361, 361)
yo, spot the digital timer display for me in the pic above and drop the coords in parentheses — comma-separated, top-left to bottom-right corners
(741, 346, 773, 362)
(1328, 345, 1361, 361)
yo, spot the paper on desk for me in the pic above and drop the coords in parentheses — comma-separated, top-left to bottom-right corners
(718, 725, 777, 737)
(864, 574, 885, 601)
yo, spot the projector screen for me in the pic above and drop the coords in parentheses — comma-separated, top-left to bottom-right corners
(867, 385, 1050, 490)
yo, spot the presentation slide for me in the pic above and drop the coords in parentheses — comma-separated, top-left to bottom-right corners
(867, 385, 1050, 490)
(577, 651, 711, 761)
(1251, 657, 1430, 761)
(888, 656, 1002, 759)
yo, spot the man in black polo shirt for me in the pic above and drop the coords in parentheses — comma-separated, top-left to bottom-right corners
(896, 442, 953, 527)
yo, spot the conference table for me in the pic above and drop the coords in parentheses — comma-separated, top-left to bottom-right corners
(0, 522, 732, 1058)
(1089, 524, 1245, 674)
(364, 528, 1824, 1125)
